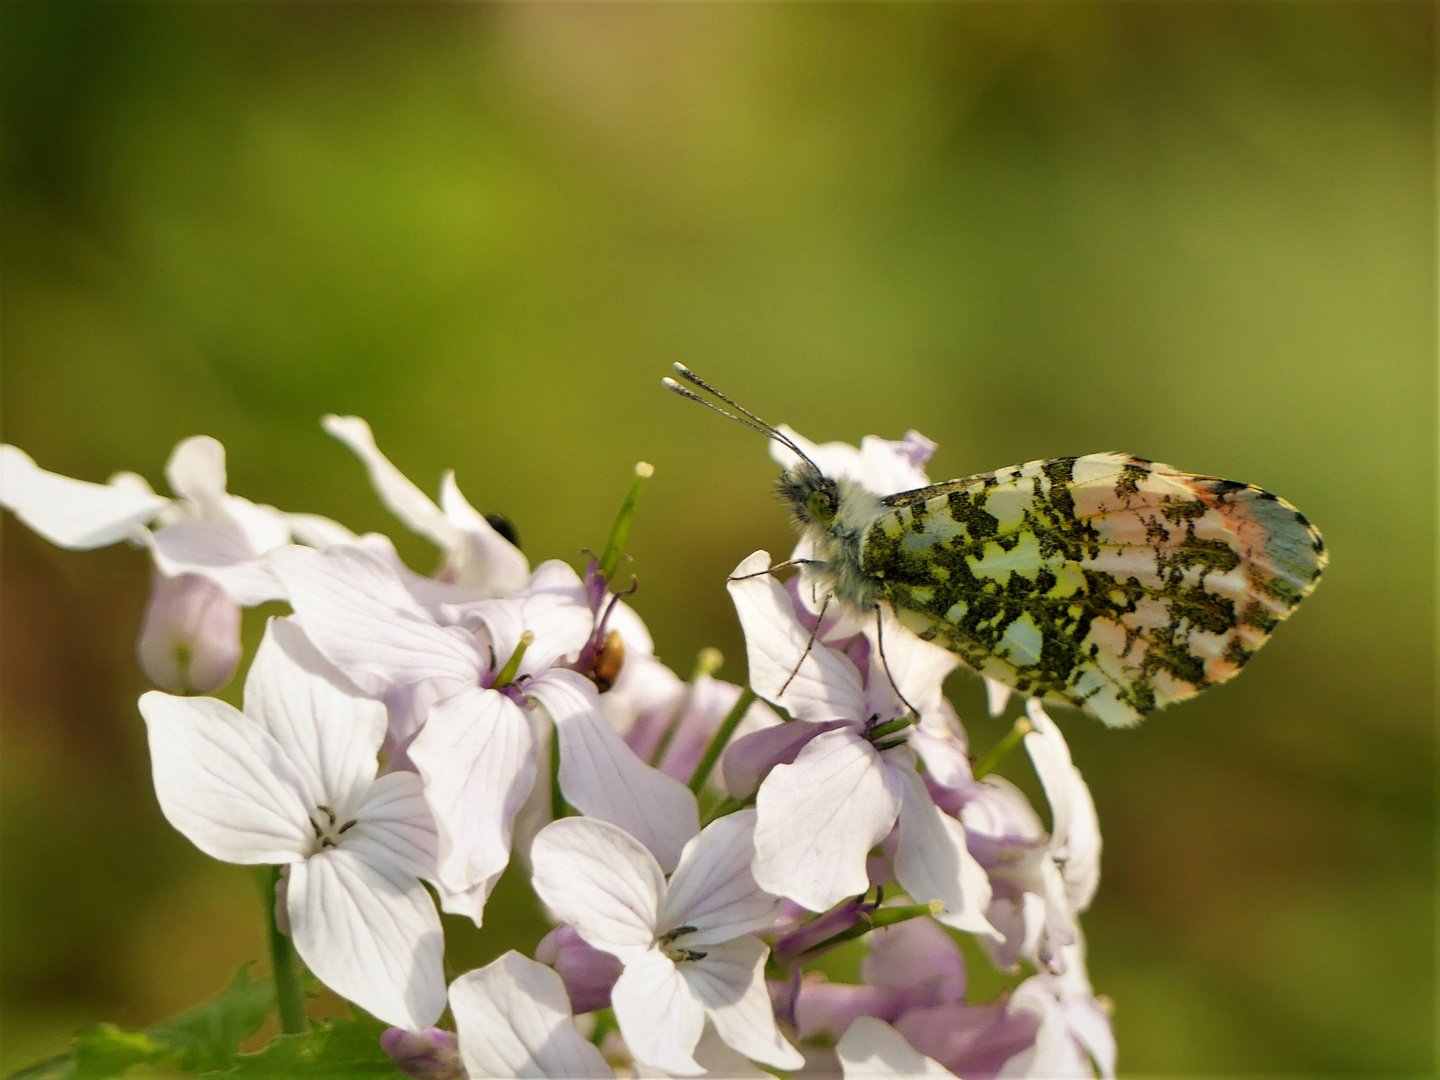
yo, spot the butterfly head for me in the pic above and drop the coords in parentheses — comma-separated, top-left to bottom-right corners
(776, 464, 839, 529)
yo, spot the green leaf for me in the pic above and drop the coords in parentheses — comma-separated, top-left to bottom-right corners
(148, 962, 276, 1072)
(71, 1025, 181, 1079)
(53, 964, 276, 1080)
(201, 1014, 402, 1079)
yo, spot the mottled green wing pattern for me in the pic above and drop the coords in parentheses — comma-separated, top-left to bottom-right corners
(861, 453, 1326, 727)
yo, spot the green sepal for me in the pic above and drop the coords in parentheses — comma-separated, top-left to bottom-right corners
(199, 1012, 401, 1079)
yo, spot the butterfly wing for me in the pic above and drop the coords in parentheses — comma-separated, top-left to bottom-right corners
(861, 453, 1326, 727)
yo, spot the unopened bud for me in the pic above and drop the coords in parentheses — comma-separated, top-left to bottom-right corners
(136, 571, 242, 694)
(380, 1027, 463, 1080)
(536, 924, 623, 1014)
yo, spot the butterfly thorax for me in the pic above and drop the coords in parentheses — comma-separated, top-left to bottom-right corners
(776, 466, 886, 610)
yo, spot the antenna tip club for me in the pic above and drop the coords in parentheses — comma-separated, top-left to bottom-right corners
(672, 362, 696, 377)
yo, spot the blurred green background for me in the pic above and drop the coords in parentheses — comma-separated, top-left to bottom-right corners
(1, 2, 1433, 1073)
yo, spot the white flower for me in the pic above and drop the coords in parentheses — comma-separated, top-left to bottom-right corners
(831, 939, 1115, 1080)
(1003, 937, 1115, 1079)
(137, 617, 446, 1030)
(449, 951, 614, 1078)
(957, 699, 1101, 974)
(727, 551, 994, 935)
(1, 436, 355, 691)
(268, 544, 698, 923)
(530, 811, 804, 1077)
(324, 415, 528, 597)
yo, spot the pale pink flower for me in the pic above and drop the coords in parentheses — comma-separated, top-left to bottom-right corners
(138, 618, 445, 1029)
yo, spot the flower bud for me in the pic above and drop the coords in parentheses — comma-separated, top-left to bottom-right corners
(380, 1027, 463, 1080)
(535, 923, 623, 1014)
(135, 571, 242, 693)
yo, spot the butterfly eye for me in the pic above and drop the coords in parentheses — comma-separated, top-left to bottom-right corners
(806, 489, 837, 524)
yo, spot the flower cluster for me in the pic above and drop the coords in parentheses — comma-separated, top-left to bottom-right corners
(1, 418, 1114, 1077)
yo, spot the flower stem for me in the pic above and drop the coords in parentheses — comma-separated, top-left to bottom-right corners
(972, 714, 1034, 779)
(551, 727, 572, 821)
(688, 687, 756, 795)
(598, 462, 654, 582)
(255, 865, 308, 1034)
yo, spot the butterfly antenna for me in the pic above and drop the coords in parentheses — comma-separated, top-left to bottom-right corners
(663, 364, 825, 474)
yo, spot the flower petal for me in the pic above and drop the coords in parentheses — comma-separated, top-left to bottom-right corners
(288, 846, 446, 1030)
(984, 677, 1013, 718)
(165, 436, 228, 513)
(727, 551, 866, 723)
(434, 872, 503, 928)
(1024, 700, 1101, 914)
(533, 669, 699, 873)
(863, 916, 966, 1005)
(451, 562, 594, 675)
(895, 999, 1041, 1078)
(690, 1024, 774, 1079)
(449, 951, 614, 1079)
(660, 810, 780, 947)
(408, 685, 538, 894)
(243, 617, 386, 814)
(865, 607, 960, 730)
(0, 444, 169, 549)
(324, 415, 463, 554)
(346, 770, 441, 883)
(753, 728, 900, 912)
(836, 1017, 955, 1079)
(858, 432, 937, 495)
(437, 471, 531, 596)
(268, 544, 482, 694)
(721, 718, 839, 801)
(612, 949, 705, 1076)
(282, 512, 358, 548)
(147, 521, 284, 606)
(682, 936, 803, 1071)
(890, 754, 996, 938)
(768, 426, 865, 485)
(138, 690, 311, 864)
(530, 817, 662, 960)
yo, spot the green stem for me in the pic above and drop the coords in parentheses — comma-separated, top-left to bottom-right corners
(688, 687, 757, 795)
(799, 900, 943, 958)
(256, 865, 308, 1034)
(598, 462, 654, 582)
(551, 726, 572, 821)
(649, 648, 726, 769)
(972, 715, 1034, 779)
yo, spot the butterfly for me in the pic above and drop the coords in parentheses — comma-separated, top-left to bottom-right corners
(663, 365, 1327, 728)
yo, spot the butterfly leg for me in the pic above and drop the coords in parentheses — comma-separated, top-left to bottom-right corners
(874, 606, 921, 723)
(777, 591, 831, 698)
(727, 558, 822, 581)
